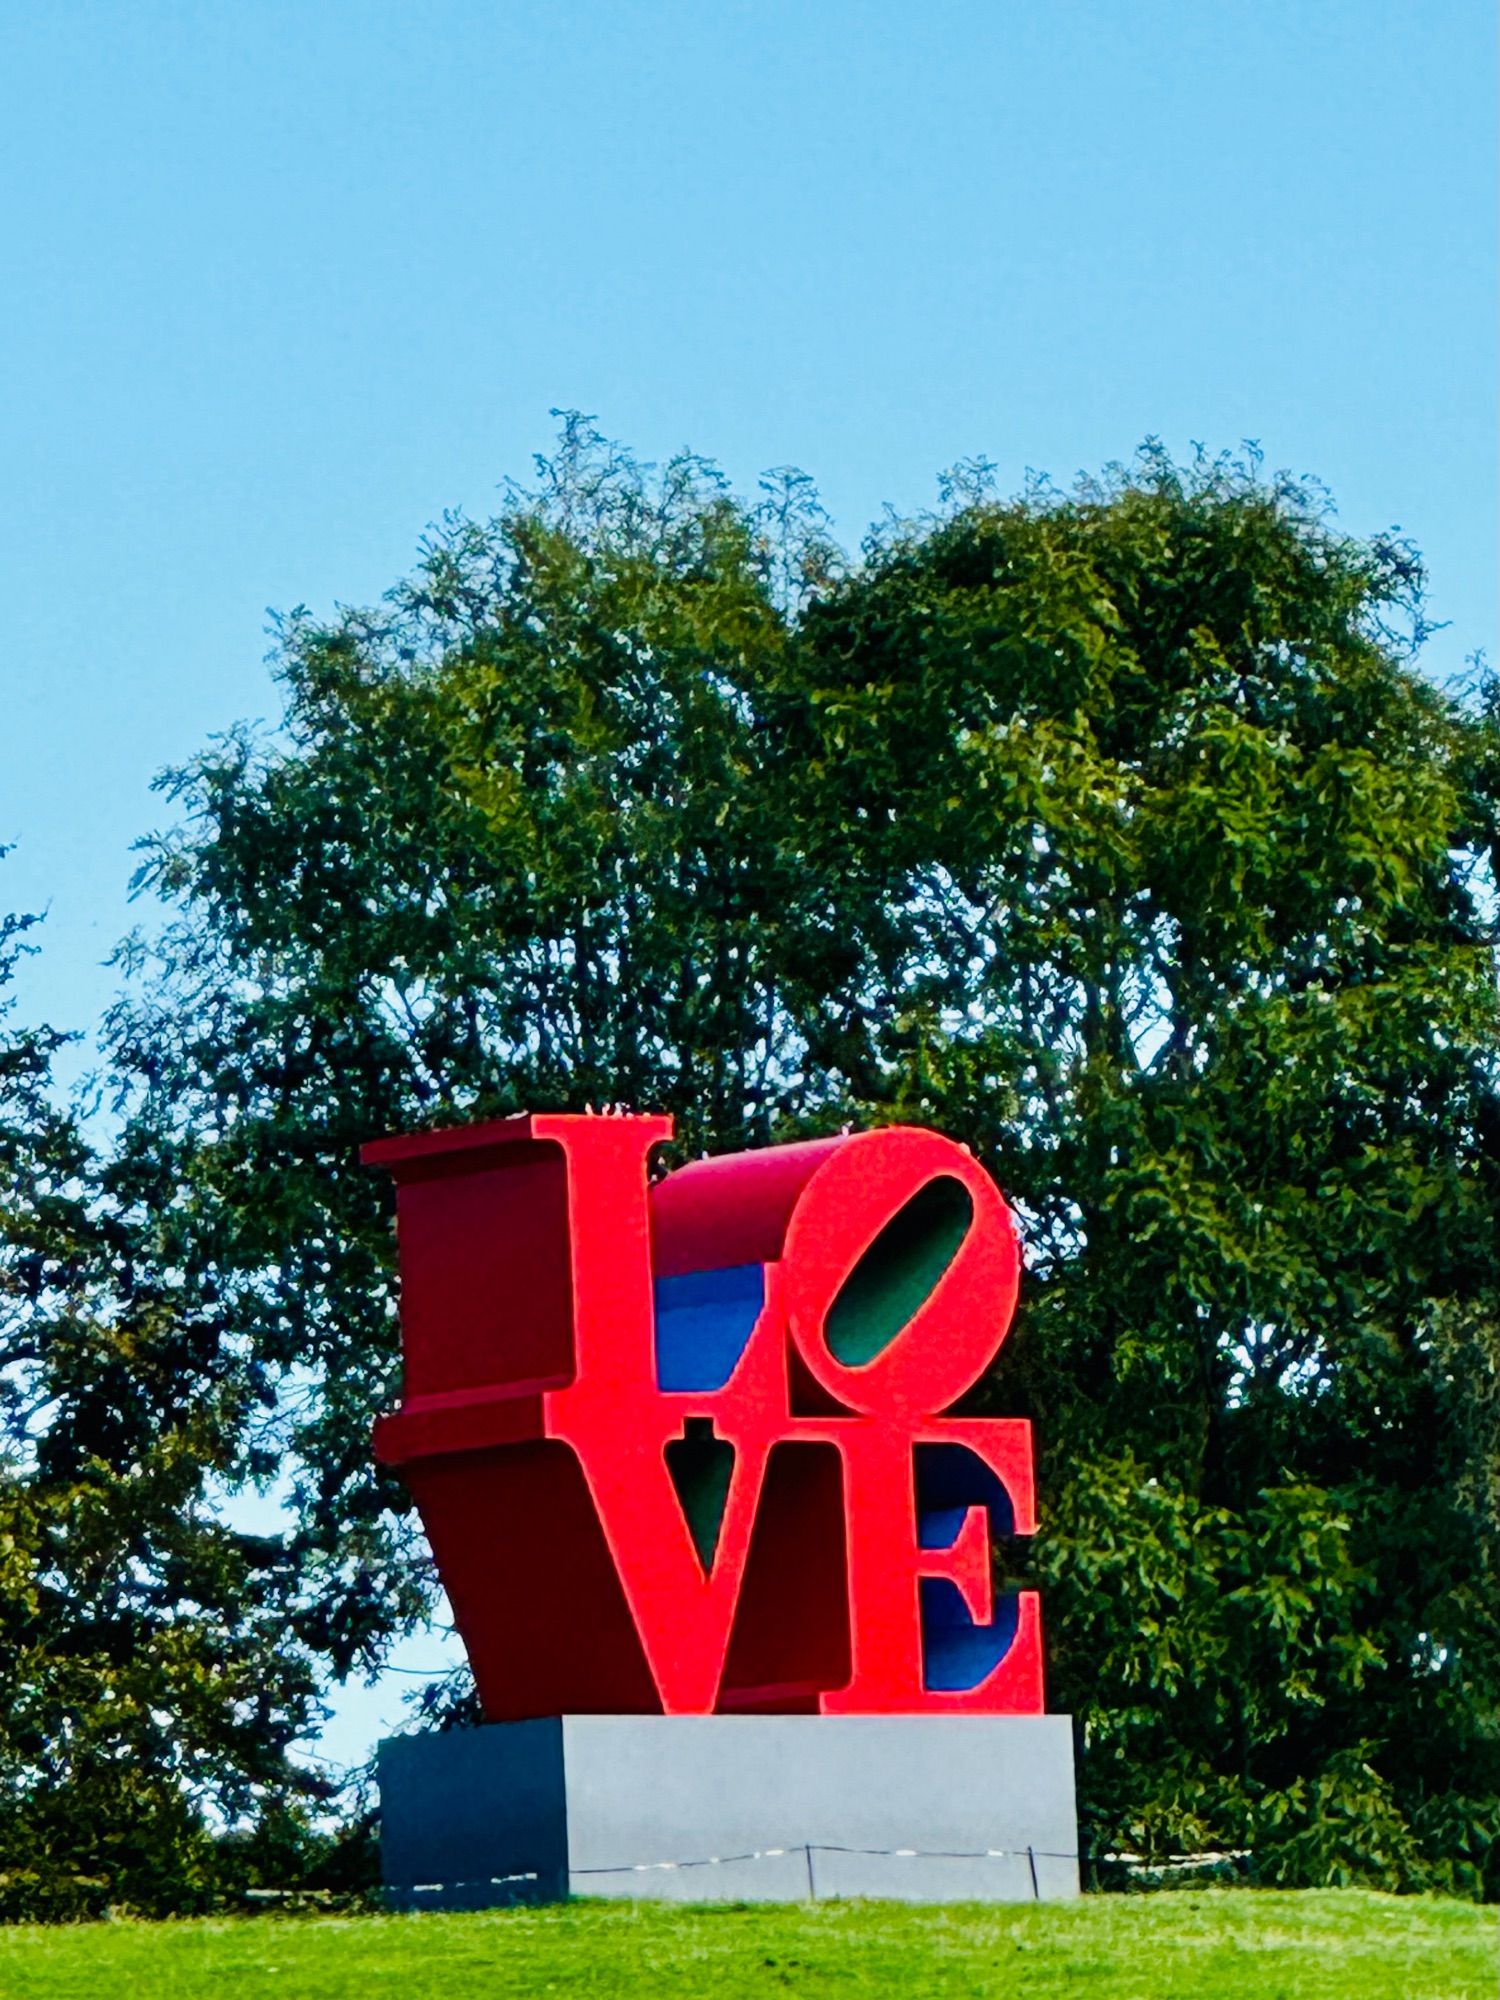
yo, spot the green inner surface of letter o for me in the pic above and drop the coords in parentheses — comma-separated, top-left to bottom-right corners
(825, 1176, 974, 1368)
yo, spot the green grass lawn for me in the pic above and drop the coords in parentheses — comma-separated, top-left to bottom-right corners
(0, 1892, 1495, 2000)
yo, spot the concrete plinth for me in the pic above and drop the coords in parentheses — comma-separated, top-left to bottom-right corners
(379, 1714, 1078, 1907)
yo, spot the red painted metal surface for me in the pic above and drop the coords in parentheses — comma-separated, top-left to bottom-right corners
(368, 1113, 1044, 1720)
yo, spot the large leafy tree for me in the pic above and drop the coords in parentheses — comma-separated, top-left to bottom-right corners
(782, 456, 1500, 1889)
(0, 869, 327, 1918)
(107, 429, 844, 1682)
(104, 422, 1500, 1894)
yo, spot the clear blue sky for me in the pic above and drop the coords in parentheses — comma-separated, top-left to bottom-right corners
(1, 0, 1495, 1760)
(2, 0, 1495, 1046)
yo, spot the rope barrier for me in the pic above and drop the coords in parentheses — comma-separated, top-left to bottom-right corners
(571, 1842, 1077, 1875)
(388, 1842, 1252, 1904)
(397, 1842, 1078, 1903)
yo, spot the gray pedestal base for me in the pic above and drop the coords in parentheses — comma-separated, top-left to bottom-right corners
(379, 1714, 1079, 1907)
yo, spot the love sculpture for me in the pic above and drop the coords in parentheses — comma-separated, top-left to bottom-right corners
(368, 1112, 1043, 1721)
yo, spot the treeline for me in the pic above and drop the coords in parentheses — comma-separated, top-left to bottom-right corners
(2, 419, 1498, 1915)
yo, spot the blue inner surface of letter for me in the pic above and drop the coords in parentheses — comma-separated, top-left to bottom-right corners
(653, 1264, 765, 1392)
(915, 1441, 1020, 1692)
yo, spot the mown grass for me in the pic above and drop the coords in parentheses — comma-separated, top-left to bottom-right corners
(0, 1890, 1494, 1999)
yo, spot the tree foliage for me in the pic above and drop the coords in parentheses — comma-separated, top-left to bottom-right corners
(82, 419, 1500, 1897)
(0, 867, 330, 1919)
(781, 455, 1500, 1891)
